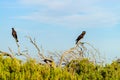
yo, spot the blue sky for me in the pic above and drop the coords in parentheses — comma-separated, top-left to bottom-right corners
(0, 0, 120, 63)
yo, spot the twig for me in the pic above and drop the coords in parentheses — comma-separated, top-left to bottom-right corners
(26, 36, 45, 59)
(8, 47, 15, 56)
(59, 47, 75, 67)
(16, 41, 21, 55)
(0, 50, 14, 59)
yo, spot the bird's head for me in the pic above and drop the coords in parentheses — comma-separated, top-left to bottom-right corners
(12, 28, 14, 30)
(82, 31, 86, 33)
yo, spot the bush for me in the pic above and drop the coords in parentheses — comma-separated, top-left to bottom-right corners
(1, 56, 120, 80)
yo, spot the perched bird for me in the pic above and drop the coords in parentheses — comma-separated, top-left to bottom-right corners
(43, 59, 53, 63)
(76, 31, 86, 44)
(12, 28, 18, 42)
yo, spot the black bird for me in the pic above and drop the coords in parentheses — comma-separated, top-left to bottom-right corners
(76, 31, 86, 44)
(12, 28, 18, 42)
(43, 59, 53, 63)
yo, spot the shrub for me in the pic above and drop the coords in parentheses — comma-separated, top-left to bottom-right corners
(0, 56, 120, 80)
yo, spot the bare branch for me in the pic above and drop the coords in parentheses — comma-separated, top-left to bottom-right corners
(59, 47, 76, 67)
(26, 36, 45, 59)
(0, 50, 14, 59)
(16, 41, 21, 55)
(8, 47, 15, 56)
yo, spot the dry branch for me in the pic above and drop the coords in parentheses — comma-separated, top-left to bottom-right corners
(58, 41, 102, 67)
(16, 41, 21, 55)
(26, 36, 45, 59)
(0, 50, 14, 59)
(59, 47, 76, 67)
(10, 40, 31, 59)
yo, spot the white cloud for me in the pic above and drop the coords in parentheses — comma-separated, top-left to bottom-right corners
(17, 0, 119, 28)
(19, 0, 69, 9)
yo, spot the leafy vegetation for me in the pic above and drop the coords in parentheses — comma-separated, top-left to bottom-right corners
(0, 56, 120, 80)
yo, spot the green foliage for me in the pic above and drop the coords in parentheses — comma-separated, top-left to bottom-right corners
(0, 56, 120, 80)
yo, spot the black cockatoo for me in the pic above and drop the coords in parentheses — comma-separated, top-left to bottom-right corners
(76, 31, 86, 44)
(12, 28, 18, 42)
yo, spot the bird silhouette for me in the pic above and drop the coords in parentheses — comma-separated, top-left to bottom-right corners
(76, 31, 86, 44)
(12, 28, 18, 42)
(43, 59, 53, 63)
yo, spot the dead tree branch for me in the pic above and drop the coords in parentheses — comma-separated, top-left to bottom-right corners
(26, 36, 45, 59)
(0, 50, 14, 59)
(16, 41, 21, 55)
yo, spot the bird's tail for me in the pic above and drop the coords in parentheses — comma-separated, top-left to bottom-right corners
(76, 41, 78, 44)
(16, 39, 19, 42)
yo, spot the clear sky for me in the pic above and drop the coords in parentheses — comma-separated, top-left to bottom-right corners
(0, 0, 120, 63)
